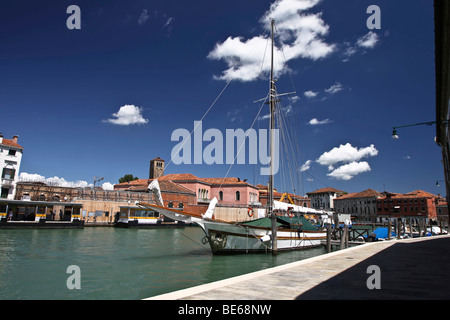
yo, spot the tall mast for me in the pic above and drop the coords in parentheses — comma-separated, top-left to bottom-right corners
(269, 19, 277, 254)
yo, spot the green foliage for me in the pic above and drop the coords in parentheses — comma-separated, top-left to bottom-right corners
(119, 174, 139, 183)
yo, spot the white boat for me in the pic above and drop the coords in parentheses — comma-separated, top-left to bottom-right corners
(138, 20, 328, 253)
(115, 204, 189, 228)
(138, 179, 328, 253)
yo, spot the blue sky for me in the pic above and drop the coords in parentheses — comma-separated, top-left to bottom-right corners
(0, 0, 444, 196)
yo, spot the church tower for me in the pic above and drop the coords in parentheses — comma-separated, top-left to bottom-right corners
(149, 157, 165, 179)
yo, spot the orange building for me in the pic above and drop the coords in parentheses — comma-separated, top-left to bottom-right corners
(376, 190, 446, 220)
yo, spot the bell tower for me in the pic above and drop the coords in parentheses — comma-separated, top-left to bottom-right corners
(149, 157, 165, 179)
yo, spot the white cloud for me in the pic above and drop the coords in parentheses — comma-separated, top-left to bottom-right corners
(316, 143, 378, 167)
(103, 105, 149, 126)
(327, 161, 371, 180)
(308, 118, 331, 125)
(289, 95, 300, 103)
(257, 113, 271, 121)
(356, 31, 379, 48)
(19, 172, 46, 181)
(19, 172, 91, 188)
(299, 159, 312, 171)
(324, 82, 343, 94)
(258, 104, 293, 120)
(343, 43, 357, 57)
(163, 17, 174, 29)
(341, 31, 380, 62)
(138, 9, 149, 25)
(102, 182, 114, 190)
(304, 90, 318, 98)
(208, 0, 335, 82)
(19, 172, 114, 190)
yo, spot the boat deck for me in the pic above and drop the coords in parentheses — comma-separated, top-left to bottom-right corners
(147, 235, 450, 300)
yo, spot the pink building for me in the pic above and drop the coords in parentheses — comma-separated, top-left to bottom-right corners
(159, 174, 260, 206)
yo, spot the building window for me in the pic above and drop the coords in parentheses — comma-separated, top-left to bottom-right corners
(178, 203, 184, 209)
(168, 202, 173, 208)
(235, 191, 240, 201)
(219, 191, 223, 201)
(1, 168, 15, 180)
(8, 149, 16, 156)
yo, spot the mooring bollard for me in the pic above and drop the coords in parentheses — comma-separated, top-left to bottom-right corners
(344, 220, 349, 249)
(326, 223, 331, 253)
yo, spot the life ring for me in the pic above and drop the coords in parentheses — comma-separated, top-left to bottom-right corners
(287, 207, 294, 218)
(247, 207, 254, 217)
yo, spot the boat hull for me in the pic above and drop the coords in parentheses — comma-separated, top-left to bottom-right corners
(114, 220, 189, 228)
(197, 219, 326, 254)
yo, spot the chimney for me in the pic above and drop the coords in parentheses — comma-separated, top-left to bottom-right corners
(13, 135, 18, 143)
(0, 133, 3, 144)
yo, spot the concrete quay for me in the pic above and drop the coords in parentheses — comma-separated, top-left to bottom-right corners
(147, 235, 450, 300)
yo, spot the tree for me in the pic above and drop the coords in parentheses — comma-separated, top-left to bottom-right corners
(119, 174, 139, 183)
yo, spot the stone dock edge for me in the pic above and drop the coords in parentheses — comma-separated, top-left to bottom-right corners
(145, 236, 450, 300)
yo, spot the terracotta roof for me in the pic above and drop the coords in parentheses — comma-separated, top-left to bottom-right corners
(200, 177, 252, 185)
(381, 190, 439, 199)
(159, 173, 201, 181)
(306, 187, 345, 195)
(335, 189, 382, 200)
(114, 178, 195, 195)
(115, 179, 151, 186)
(405, 190, 439, 198)
(158, 180, 195, 194)
(356, 189, 382, 197)
(334, 192, 358, 200)
(159, 173, 255, 187)
(1, 138, 23, 149)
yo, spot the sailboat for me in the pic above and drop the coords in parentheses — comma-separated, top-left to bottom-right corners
(138, 20, 329, 254)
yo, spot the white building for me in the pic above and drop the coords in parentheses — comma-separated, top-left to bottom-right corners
(333, 189, 383, 221)
(0, 134, 24, 199)
(306, 187, 346, 210)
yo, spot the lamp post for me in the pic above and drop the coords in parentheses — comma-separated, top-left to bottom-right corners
(392, 120, 449, 139)
(436, 180, 445, 187)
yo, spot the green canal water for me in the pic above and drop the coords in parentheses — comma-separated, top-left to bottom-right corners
(0, 226, 326, 300)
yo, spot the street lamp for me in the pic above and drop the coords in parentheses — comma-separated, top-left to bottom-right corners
(436, 180, 445, 187)
(392, 128, 399, 139)
(392, 120, 449, 139)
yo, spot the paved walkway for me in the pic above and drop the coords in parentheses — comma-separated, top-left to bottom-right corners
(147, 235, 450, 300)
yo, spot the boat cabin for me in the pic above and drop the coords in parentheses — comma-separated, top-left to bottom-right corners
(0, 199, 84, 228)
(116, 206, 161, 226)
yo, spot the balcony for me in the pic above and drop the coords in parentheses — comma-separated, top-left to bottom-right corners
(1, 179, 14, 187)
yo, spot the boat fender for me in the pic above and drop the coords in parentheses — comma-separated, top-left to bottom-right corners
(247, 207, 254, 217)
(260, 234, 271, 243)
